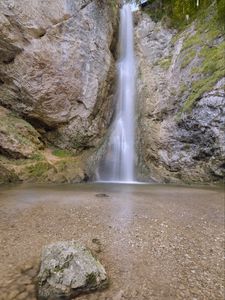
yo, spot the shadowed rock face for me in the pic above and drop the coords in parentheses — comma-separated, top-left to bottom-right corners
(135, 10, 225, 183)
(0, 0, 118, 150)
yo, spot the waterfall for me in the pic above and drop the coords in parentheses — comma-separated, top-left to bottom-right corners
(98, 4, 136, 183)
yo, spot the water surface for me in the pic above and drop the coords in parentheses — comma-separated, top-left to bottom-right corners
(0, 183, 224, 299)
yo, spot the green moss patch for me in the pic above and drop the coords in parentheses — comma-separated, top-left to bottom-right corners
(178, 83, 188, 96)
(198, 41, 225, 75)
(52, 149, 73, 158)
(177, 3, 225, 114)
(30, 152, 46, 161)
(0, 108, 42, 158)
(157, 56, 173, 69)
(180, 40, 225, 112)
(24, 162, 50, 178)
(181, 69, 224, 113)
(180, 49, 197, 69)
(182, 33, 203, 51)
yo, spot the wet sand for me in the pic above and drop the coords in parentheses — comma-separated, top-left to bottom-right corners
(0, 183, 224, 300)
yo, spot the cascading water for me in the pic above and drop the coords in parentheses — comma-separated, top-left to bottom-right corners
(98, 4, 136, 183)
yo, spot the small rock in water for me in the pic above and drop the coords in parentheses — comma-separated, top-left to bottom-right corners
(95, 193, 109, 198)
(92, 238, 101, 246)
(37, 241, 108, 300)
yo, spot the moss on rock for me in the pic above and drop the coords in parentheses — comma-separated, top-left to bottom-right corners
(157, 56, 173, 69)
(180, 49, 197, 69)
(24, 162, 51, 178)
(178, 6, 225, 113)
(0, 107, 43, 158)
(52, 149, 73, 158)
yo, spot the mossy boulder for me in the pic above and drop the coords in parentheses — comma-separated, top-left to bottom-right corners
(0, 107, 43, 159)
(0, 146, 91, 184)
(19, 161, 51, 182)
(0, 161, 19, 184)
(38, 241, 108, 300)
(16, 157, 88, 183)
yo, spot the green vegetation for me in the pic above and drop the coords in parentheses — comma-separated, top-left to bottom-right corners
(217, 0, 225, 29)
(30, 152, 45, 161)
(182, 33, 202, 51)
(180, 49, 197, 69)
(180, 22, 225, 112)
(178, 83, 188, 96)
(199, 44, 224, 75)
(157, 56, 172, 69)
(181, 69, 224, 112)
(25, 162, 50, 177)
(107, 0, 119, 15)
(0, 112, 36, 147)
(174, 1, 225, 113)
(52, 149, 73, 158)
(139, 0, 225, 30)
(0, 110, 42, 160)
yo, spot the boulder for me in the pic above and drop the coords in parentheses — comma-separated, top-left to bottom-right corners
(38, 241, 108, 300)
(0, 106, 43, 158)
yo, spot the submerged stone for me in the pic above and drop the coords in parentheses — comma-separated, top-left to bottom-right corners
(38, 241, 108, 300)
(95, 193, 110, 198)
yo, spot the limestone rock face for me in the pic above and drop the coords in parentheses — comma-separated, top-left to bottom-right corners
(0, 106, 43, 158)
(135, 11, 225, 183)
(0, 0, 118, 150)
(38, 241, 108, 300)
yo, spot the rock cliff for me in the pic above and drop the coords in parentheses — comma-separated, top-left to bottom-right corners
(0, 1, 224, 185)
(0, 0, 119, 183)
(135, 4, 225, 183)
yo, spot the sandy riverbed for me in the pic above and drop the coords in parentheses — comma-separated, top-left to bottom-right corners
(0, 183, 224, 300)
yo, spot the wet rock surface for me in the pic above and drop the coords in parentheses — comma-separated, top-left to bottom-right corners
(135, 10, 225, 183)
(0, 183, 224, 300)
(38, 241, 108, 300)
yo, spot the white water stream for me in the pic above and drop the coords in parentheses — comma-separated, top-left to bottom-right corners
(98, 4, 136, 182)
